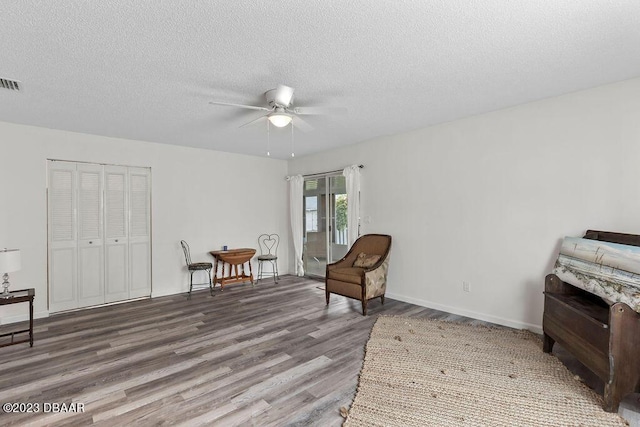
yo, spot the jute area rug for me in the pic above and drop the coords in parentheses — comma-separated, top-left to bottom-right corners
(344, 316, 628, 427)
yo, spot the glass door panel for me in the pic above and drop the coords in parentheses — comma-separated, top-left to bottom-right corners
(329, 175, 348, 263)
(302, 174, 348, 278)
(303, 178, 327, 277)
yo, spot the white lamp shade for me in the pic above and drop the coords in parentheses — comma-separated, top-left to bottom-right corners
(268, 113, 292, 128)
(0, 249, 21, 273)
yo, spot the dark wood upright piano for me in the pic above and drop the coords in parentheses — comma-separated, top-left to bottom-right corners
(543, 229, 640, 412)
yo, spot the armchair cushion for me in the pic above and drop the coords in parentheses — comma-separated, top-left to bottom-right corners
(353, 253, 381, 268)
(327, 267, 365, 285)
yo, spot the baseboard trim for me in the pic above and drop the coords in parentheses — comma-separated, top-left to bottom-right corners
(152, 285, 214, 298)
(152, 288, 183, 298)
(386, 291, 543, 334)
(1, 310, 50, 325)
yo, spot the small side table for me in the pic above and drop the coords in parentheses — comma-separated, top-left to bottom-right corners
(0, 288, 35, 348)
(209, 248, 256, 290)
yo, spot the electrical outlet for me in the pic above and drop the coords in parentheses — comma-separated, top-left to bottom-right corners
(462, 281, 470, 292)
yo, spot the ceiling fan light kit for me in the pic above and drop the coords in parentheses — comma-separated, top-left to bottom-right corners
(267, 113, 292, 128)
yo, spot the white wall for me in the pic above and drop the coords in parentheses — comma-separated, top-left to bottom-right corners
(0, 122, 289, 323)
(289, 77, 640, 332)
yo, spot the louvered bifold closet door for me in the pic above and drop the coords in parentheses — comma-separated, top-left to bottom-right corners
(48, 161, 79, 312)
(128, 167, 151, 298)
(77, 163, 105, 307)
(104, 166, 130, 303)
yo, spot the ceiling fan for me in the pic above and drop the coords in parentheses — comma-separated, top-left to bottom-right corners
(208, 84, 342, 131)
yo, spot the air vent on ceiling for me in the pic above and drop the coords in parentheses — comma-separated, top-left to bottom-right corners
(0, 78, 22, 91)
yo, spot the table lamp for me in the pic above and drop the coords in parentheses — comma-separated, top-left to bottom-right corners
(0, 248, 21, 298)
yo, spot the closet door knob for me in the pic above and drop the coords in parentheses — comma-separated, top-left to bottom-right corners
(115, 239, 119, 243)
(89, 241, 93, 244)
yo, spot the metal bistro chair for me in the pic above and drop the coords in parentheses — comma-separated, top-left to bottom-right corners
(257, 234, 279, 284)
(180, 240, 214, 299)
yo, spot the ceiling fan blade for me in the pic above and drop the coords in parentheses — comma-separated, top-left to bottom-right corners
(209, 101, 270, 112)
(274, 84, 294, 107)
(292, 106, 347, 115)
(293, 116, 313, 132)
(239, 114, 268, 128)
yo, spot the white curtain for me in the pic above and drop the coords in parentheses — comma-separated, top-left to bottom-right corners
(343, 165, 361, 247)
(288, 175, 304, 276)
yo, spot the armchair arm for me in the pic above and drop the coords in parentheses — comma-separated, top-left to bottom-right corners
(364, 254, 391, 299)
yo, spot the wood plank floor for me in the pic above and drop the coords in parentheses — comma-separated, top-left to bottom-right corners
(0, 275, 631, 426)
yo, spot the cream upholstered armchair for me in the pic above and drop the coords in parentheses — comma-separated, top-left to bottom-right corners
(325, 234, 392, 315)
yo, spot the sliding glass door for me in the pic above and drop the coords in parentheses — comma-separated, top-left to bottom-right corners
(303, 174, 348, 278)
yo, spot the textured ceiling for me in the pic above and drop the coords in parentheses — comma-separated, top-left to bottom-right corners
(1, 1, 639, 159)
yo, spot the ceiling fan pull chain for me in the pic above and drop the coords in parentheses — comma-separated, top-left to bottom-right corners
(291, 121, 295, 158)
(267, 119, 271, 157)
